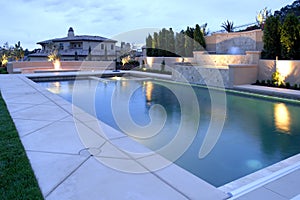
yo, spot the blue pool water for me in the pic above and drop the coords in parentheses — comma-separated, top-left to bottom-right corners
(38, 78, 300, 187)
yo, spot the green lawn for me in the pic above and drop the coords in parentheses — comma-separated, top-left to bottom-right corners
(0, 92, 44, 200)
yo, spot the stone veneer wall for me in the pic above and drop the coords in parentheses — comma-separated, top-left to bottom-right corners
(258, 60, 300, 85)
(172, 65, 230, 88)
(173, 51, 261, 88)
(193, 51, 261, 66)
(205, 29, 263, 54)
(172, 64, 257, 88)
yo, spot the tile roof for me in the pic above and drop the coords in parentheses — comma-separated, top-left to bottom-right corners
(37, 35, 117, 44)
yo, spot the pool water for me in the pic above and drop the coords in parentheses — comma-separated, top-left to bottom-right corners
(38, 79, 300, 187)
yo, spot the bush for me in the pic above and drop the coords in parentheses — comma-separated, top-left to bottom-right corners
(294, 84, 298, 89)
(0, 67, 8, 74)
(121, 60, 140, 70)
(286, 82, 291, 88)
(261, 80, 266, 86)
(255, 80, 260, 85)
(272, 71, 285, 86)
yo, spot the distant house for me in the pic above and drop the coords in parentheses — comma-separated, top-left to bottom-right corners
(28, 27, 117, 61)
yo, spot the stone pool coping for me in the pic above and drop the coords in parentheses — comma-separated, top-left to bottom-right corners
(234, 84, 300, 100)
(0, 73, 228, 199)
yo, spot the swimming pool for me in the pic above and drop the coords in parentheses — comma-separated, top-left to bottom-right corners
(38, 78, 300, 187)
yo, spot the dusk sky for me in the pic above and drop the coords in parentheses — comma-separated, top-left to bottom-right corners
(1, 0, 295, 50)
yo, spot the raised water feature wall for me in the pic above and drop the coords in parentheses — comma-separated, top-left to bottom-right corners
(172, 51, 260, 88)
(205, 29, 263, 54)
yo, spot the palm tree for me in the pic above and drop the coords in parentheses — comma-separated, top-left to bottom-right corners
(221, 20, 234, 32)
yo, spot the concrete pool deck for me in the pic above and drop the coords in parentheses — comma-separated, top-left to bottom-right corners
(1, 72, 300, 199)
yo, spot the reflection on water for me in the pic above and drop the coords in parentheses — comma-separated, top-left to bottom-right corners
(274, 103, 291, 134)
(48, 82, 61, 94)
(145, 81, 153, 103)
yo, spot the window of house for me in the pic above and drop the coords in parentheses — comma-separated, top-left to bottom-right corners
(111, 44, 114, 50)
(71, 42, 83, 49)
(59, 43, 64, 50)
(101, 44, 104, 50)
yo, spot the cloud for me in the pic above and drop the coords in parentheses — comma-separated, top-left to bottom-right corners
(0, 0, 295, 50)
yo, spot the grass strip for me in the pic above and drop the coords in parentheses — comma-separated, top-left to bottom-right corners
(0, 92, 44, 200)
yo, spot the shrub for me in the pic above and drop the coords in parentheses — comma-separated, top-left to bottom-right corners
(272, 71, 285, 86)
(255, 80, 260, 85)
(286, 82, 291, 88)
(0, 67, 8, 74)
(294, 84, 298, 89)
(261, 80, 266, 85)
(267, 79, 271, 86)
(121, 60, 140, 70)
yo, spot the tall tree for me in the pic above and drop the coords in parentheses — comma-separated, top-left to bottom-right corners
(262, 15, 281, 59)
(221, 20, 234, 32)
(166, 28, 175, 56)
(193, 24, 206, 50)
(175, 31, 185, 56)
(146, 34, 153, 56)
(280, 13, 300, 59)
(256, 7, 271, 29)
(152, 32, 159, 56)
(184, 26, 194, 56)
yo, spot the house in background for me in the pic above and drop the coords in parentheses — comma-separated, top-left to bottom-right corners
(28, 27, 117, 61)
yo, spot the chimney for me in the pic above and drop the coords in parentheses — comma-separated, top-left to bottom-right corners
(68, 27, 74, 37)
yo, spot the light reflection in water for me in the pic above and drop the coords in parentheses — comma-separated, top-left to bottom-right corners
(274, 103, 291, 134)
(48, 82, 61, 94)
(145, 81, 153, 103)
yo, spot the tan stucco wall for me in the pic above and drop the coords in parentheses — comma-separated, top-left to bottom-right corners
(229, 64, 258, 87)
(7, 61, 115, 73)
(258, 60, 300, 84)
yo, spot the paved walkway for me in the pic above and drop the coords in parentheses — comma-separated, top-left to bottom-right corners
(1, 73, 300, 199)
(0, 73, 227, 199)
